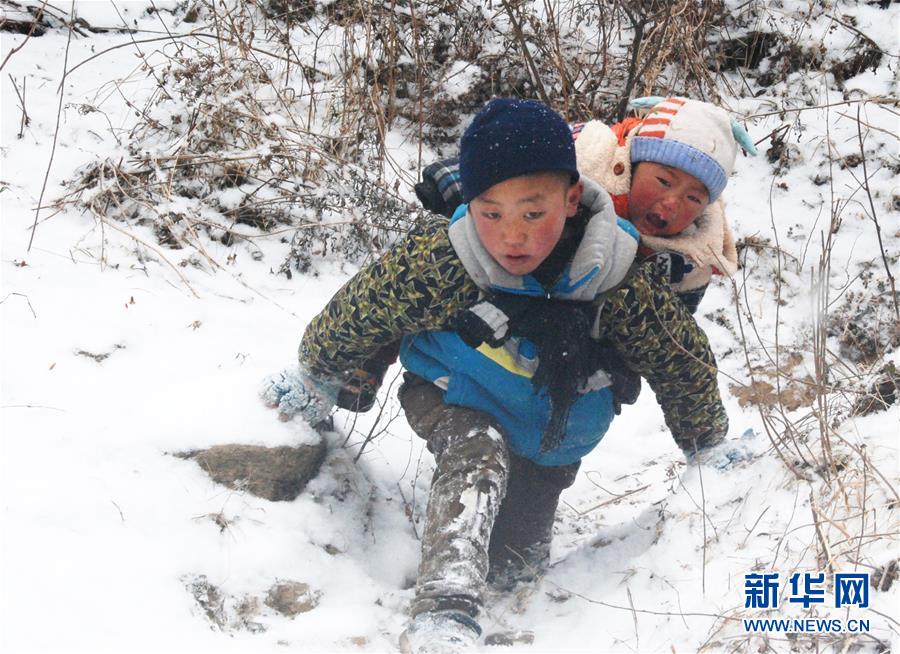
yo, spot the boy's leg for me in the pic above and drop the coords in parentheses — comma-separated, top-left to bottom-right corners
(487, 453, 580, 589)
(399, 374, 509, 621)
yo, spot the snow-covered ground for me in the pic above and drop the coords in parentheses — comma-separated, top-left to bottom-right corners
(1, 1, 898, 652)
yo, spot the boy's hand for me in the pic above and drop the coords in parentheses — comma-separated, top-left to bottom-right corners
(260, 368, 334, 426)
(456, 301, 510, 349)
(687, 429, 756, 470)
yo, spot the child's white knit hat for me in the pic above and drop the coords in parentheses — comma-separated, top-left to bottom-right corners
(629, 97, 744, 201)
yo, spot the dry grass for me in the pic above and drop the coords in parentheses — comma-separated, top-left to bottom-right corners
(51, 0, 743, 275)
(717, 101, 899, 650)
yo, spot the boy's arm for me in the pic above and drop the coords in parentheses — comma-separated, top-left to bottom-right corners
(596, 261, 728, 454)
(299, 214, 479, 385)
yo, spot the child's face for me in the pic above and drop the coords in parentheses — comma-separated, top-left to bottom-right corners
(628, 162, 710, 237)
(470, 172, 582, 276)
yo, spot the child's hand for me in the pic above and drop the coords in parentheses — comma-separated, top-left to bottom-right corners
(687, 429, 757, 470)
(260, 368, 333, 426)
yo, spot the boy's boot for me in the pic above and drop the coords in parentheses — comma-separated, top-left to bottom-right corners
(399, 609, 481, 654)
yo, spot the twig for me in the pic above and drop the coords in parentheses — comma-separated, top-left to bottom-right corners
(99, 218, 200, 298)
(615, 3, 645, 122)
(0, 0, 51, 71)
(747, 97, 899, 119)
(501, 0, 550, 106)
(108, 0, 171, 97)
(0, 292, 37, 318)
(27, 0, 76, 252)
(753, 123, 791, 149)
(541, 0, 574, 107)
(8, 75, 29, 138)
(868, 607, 900, 630)
(855, 105, 899, 323)
(739, 506, 770, 549)
(729, 268, 812, 481)
(827, 11, 895, 57)
(814, 113, 839, 480)
(352, 373, 405, 462)
(695, 441, 709, 596)
(111, 500, 125, 522)
(1, 404, 65, 411)
(829, 428, 899, 505)
(568, 483, 650, 515)
(835, 111, 899, 140)
(658, 577, 690, 630)
(771, 486, 801, 570)
(62, 34, 198, 78)
(850, 455, 868, 567)
(768, 165, 790, 460)
(545, 577, 743, 623)
(809, 491, 835, 576)
(626, 586, 639, 650)
(396, 483, 419, 540)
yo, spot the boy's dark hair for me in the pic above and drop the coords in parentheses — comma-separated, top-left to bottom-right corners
(459, 98, 579, 203)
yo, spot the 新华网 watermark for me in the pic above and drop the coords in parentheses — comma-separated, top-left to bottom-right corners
(742, 571, 871, 634)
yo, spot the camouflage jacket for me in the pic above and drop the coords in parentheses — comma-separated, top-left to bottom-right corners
(299, 211, 728, 455)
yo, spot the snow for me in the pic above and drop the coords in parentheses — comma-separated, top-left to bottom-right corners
(2, 1, 899, 653)
(442, 62, 485, 98)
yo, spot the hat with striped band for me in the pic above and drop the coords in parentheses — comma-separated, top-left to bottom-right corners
(629, 97, 741, 202)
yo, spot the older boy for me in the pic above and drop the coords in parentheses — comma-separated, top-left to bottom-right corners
(263, 99, 732, 652)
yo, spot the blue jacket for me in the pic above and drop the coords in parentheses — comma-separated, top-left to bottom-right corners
(401, 179, 639, 466)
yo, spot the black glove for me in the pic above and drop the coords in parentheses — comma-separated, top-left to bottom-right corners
(647, 251, 692, 285)
(334, 341, 401, 412)
(594, 344, 642, 414)
(455, 301, 511, 349)
(415, 158, 463, 219)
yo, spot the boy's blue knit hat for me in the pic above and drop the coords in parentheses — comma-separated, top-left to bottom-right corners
(628, 97, 743, 202)
(459, 98, 579, 203)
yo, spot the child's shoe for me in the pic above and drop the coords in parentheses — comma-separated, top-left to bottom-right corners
(399, 609, 481, 653)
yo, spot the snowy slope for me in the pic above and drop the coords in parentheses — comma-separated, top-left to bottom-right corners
(1, 2, 898, 653)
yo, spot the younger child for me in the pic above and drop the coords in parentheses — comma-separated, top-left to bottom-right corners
(573, 96, 755, 312)
(263, 98, 733, 653)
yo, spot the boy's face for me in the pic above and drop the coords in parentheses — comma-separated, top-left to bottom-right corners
(628, 162, 710, 237)
(470, 172, 582, 276)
